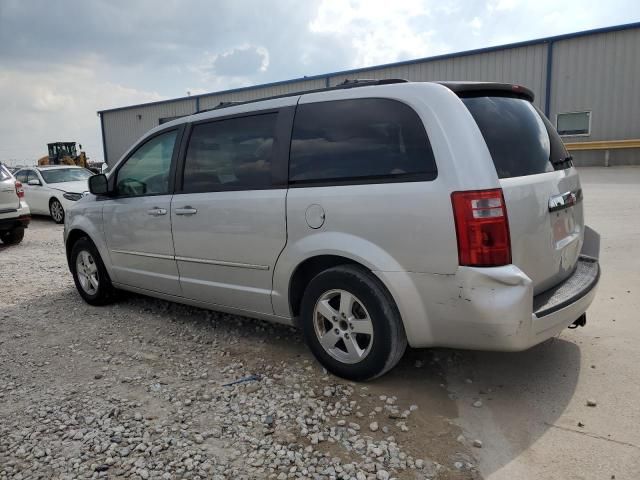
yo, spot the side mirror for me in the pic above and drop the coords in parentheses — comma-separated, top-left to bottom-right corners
(88, 174, 109, 195)
(28, 179, 41, 186)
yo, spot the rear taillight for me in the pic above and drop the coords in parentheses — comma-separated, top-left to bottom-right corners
(451, 188, 511, 267)
(15, 181, 24, 199)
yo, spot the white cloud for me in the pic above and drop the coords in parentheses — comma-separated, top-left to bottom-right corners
(488, 0, 520, 12)
(211, 44, 270, 76)
(31, 88, 74, 113)
(0, 64, 163, 164)
(469, 16, 483, 34)
(309, 0, 450, 67)
(1, 0, 639, 166)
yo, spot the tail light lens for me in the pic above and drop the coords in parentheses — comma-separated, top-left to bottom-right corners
(451, 189, 511, 267)
(15, 181, 24, 199)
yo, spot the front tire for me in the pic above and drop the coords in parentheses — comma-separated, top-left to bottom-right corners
(70, 237, 117, 305)
(50, 198, 65, 224)
(300, 265, 407, 381)
(0, 227, 25, 245)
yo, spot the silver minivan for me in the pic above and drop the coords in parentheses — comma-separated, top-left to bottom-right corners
(65, 80, 600, 380)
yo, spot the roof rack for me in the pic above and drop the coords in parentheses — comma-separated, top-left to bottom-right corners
(337, 78, 408, 87)
(195, 78, 410, 114)
(214, 101, 242, 109)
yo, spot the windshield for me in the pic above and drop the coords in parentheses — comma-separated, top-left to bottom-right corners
(40, 168, 93, 184)
(462, 96, 570, 179)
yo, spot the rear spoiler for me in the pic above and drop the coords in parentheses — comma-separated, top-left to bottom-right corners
(437, 81, 534, 102)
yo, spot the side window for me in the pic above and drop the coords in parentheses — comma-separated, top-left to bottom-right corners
(290, 98, 437, 184)
(182, 113, 277, 193)
(116, 130, 177, 196)
(15, 170, 28, 183)
(27, 170, 40, 184)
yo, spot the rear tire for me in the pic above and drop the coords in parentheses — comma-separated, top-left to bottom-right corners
(70, 237, 117, 305)
(50, 198, 65, 224)
(300, 265, 407, 381)
(0, 227, 24, 245)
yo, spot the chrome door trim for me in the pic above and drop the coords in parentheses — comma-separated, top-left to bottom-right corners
(175, 255, 270, 270)
(111, 249, 175, 261)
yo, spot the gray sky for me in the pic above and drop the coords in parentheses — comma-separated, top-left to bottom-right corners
(1, 0, 639, 164)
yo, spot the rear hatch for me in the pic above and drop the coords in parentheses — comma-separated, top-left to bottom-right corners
(461, 92, 583, 294)
(0, 164, 20, 213)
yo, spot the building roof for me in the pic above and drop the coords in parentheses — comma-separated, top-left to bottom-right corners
(98, 21, 640, 115)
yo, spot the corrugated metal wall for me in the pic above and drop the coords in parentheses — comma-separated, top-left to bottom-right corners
(551, 27, 640, 165)
(551, 28, 640, 141)
(103, 98, 196, 165)
(101, 26, 639, 165)
(328, 43, 548, 110)
(102, 78, 326, 164)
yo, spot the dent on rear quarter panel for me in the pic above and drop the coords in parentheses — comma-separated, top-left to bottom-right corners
(425, 267, 533, 349)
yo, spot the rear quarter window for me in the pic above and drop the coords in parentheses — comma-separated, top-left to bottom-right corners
(290, 98, 437, 184)
(462, 96, 570, 179)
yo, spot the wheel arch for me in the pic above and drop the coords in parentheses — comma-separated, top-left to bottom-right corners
(65, 228, 91, 270)
(48, 195, 65, 221)
(288, 254, 360, 319)
(64, 227, 113, 279)
(49, 195, 63, 208)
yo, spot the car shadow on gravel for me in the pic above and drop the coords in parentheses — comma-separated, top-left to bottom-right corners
(439, 337, 582, 476)
(2, 289, 483, 479)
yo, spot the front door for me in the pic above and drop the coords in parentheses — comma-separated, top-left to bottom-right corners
(171, 111, 288, 314)
(20, 169, 48, 214)
(102, 129, 182, 296)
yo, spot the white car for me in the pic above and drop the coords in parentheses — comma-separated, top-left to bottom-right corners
(14, 166, 93, 223)
(0, 163, 30, 244)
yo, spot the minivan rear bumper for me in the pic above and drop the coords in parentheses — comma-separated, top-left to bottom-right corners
(376, 226, 600, 351)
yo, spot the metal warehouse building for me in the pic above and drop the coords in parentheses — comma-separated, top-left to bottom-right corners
(99, 22, 640, 166)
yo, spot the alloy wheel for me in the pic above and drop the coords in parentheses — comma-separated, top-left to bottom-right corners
(50, 200, 64, 223)
(76, 250, 99, 295)
(313, 289, 374, 364)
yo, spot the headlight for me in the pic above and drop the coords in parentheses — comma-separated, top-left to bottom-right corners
(63, 192, 83, 201)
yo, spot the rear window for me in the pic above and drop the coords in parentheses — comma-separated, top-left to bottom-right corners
(290, 98, 437, 184)
(462, 96, 570, 179)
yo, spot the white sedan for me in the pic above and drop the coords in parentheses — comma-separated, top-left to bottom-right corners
(14, 166, 93, 224)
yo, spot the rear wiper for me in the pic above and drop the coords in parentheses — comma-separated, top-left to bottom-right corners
(551, 155, 573, 167)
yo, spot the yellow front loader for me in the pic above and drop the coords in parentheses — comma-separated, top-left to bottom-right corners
(38, 142, 88, 167)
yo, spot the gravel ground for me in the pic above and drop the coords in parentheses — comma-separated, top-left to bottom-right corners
(0, 219, 478, 480)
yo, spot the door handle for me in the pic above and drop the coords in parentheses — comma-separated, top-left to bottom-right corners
(147, 207, 167, 216)
(175, 206, 198, 216)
